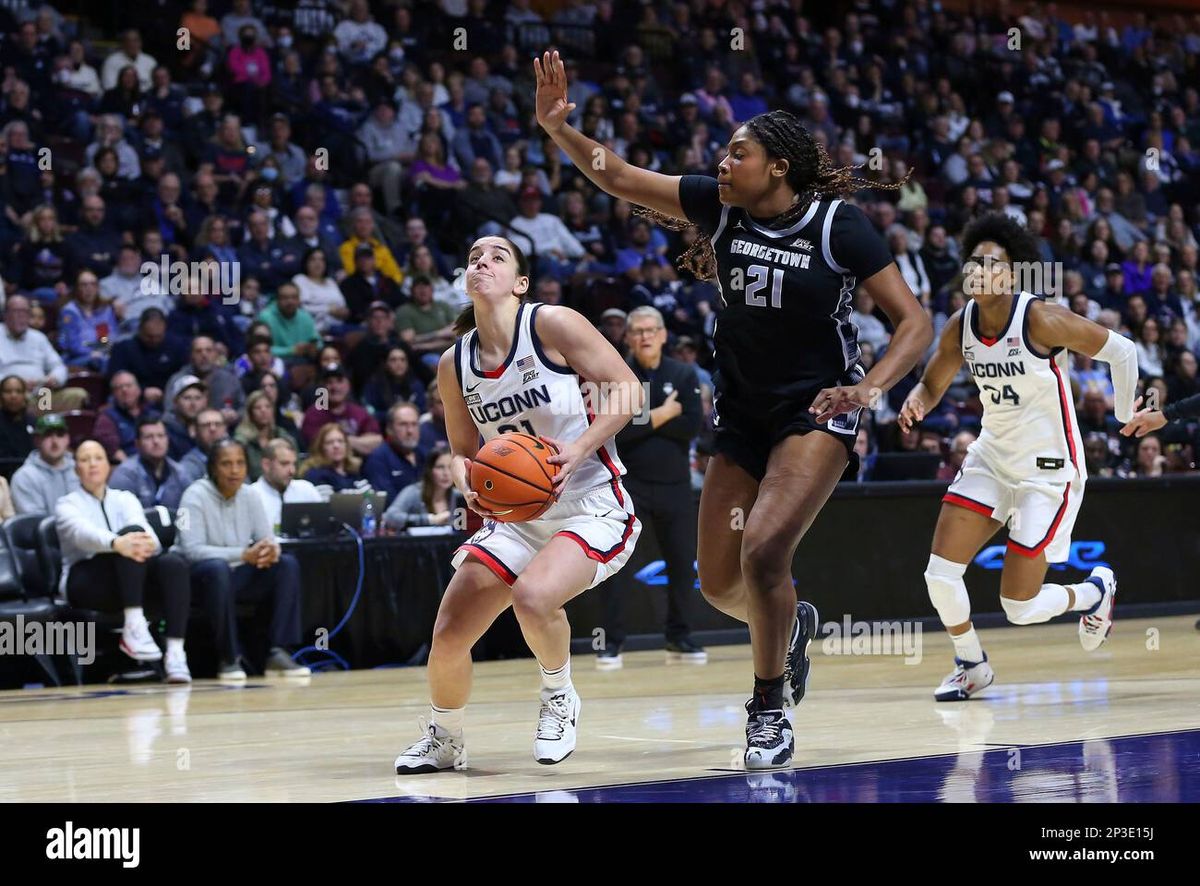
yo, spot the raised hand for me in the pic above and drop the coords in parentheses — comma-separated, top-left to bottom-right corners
(533, 50, 576, 134)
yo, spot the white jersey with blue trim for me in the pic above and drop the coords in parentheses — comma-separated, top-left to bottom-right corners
(960, 290, 1085, 484)
(455, 302, 626, 499)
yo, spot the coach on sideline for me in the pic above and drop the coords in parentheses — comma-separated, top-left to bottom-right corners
(597, 306, 706, 669)
(176, 438, 310, 681)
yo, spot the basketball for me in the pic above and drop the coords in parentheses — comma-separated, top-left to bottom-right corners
(470, 433, 561, 522)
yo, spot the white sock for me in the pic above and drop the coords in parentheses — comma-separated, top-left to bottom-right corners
(430, 704, 465, 736)
(123, 607, 144, 629)
(540, 659, 571, 692)
(1069, 581, 1102, 612)
(166, 638, 185, 658)
(950, 627, 985, 664)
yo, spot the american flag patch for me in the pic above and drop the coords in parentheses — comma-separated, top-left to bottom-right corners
(1006, 336, 1020, 348)
(516, 355, 535, 371)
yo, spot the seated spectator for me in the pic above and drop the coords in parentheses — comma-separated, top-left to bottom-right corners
(65, 195, 123, 278)
(346, 301, 428, 390)
(417, 385, 449, 452)
(362, 347, 427, 416)
(407, 133, 466, 231)
(338, 207, 403, 283)
(0, 374, 34, 462)
(1135, 317, 1164, 377)
(162, 374, 208, 461)
(109, 416, 189, 511)
(234, 390, 299, 480)
(86, 114, 141, 181)
(383, 450, 462, 531)
(238, 210, 302, 292)
(299, 423, 371, 495)
(0, 295, 87, 413)
(234, 325, 286, 379)
(509, 186, 586, 282)
(58, 270, 118, 372)
(363, 402, 427, 506)
(11, 413, 79, 514)
(56, 440, 192, 682)
(176, 438, 310, 680)
(180, 408, 232, 484)
(166, 273, 245, 359)
(166, 335, 245, 427)
(395, 276, 457, 369)
(400, 243, 459, 308)
(108, 308, 189, 404)
(358, 98, 410, 217)
(937, 431, 976, 482)
(14, 205, 70, 304)
(103, 245, 172, 340)
(93, 371, 158, 463)
(300, 363, 382, 455)
(250, 371, 301, 441)
(293, 247, 349, 334)
(257, 281, 321, 365)
(340, 244, 406, 322)
(251, 437, 321, 530)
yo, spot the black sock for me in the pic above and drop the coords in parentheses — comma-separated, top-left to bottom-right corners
(752, 674, 785, 711)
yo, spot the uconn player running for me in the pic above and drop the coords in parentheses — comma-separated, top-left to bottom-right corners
(395, 235, 642, 772)
(535, 50, 931, 768)
(900, 215, 1138, 700)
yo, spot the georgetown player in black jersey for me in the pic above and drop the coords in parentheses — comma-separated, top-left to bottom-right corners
(535, 50, 932, 768)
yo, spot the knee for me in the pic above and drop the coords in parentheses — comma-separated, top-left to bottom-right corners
(739, 530, 793, 593)
(430, 611, 473, 656)
(193, 559, 232, 594)
(510, 579, 556, 624)
(155, 551, 190, 582)
(924, 554, 970, 626)
(697, 558, 741, 608)
(1000, 594, 1041, 625)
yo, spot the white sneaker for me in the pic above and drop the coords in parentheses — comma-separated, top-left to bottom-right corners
(395, 721, 466, 774)
(534, 686, 580, 764)
(164, 652, 191, 684)
(1079, 567, 1116, 651)
(120, 619, 162, 662)
(934, 654, 994, 702)
(218, 660, 247, 682)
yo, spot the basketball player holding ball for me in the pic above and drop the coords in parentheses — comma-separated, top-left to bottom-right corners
(535, 51, 932, 768)
(395, 234, 643, 772)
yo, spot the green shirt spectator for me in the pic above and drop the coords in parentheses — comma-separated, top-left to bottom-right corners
(256, 282, 321, 360)
(395, 275, 457, 356)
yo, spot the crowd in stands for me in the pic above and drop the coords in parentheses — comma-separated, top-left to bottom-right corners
(0, 0, 1198, 677)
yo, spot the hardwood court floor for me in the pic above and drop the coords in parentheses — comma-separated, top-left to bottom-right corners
(1, 615, 1197, 803)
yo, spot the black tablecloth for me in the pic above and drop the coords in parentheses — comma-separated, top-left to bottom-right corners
(284, 533, 530, 668)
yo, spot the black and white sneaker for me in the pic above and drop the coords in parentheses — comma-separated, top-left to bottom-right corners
(782, 600, 818, 708)
(744, 699, 794, 770)
(534, 686, 580, 764)
(665, 636, 707, 665)
(595, 642, 623, 671)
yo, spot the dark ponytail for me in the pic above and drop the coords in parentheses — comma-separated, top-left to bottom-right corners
(635, 109, 911, 281)
(453, 236, 533, 336)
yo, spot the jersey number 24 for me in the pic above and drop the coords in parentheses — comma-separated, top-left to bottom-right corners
(981, 384, 1020, 406)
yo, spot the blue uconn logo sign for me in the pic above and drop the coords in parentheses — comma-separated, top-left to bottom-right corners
(973, 540, 1110, 571)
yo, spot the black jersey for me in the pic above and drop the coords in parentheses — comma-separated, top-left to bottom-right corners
(678, 175, 895, 402)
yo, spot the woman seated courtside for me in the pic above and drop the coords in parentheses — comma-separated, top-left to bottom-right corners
(382, 450, 462, 531)
(54, 439, 193, 682)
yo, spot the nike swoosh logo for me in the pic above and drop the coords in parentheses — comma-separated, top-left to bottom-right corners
(465, 382, 481, 392)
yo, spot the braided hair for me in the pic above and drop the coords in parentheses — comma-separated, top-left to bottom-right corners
(634, 110, 911, 281)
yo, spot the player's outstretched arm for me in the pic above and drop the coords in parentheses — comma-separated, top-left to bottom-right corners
(533, 305, 644, 491)
(534, 50, 686, 220)
(1028, 301, 1138, 422)
(898, 309, 965, 433)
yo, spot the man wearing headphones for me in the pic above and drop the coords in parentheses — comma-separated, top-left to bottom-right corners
(176, 437, 311, 680)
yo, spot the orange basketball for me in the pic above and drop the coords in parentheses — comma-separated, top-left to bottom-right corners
(470, 433, 561, 522)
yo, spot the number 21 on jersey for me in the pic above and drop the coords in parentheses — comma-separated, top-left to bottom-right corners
(744, 264, 783, 309)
